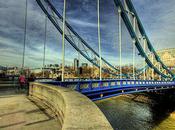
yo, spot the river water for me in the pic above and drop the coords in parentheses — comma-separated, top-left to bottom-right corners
(95, 93, 175, 130)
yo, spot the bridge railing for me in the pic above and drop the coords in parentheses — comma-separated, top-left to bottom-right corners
(35, 77, 117, 82)
(41, 79, 175, 93)
(29, 82, 113, 129)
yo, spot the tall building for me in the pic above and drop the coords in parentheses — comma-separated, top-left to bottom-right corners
(74, 58, 79, 71)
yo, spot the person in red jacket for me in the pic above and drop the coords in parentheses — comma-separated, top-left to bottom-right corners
(18, 74, 26, 91)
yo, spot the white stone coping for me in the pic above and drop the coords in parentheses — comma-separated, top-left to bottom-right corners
(29, 82, 113, 130)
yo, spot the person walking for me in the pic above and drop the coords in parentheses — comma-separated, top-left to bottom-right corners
(18, 74, 26, 92)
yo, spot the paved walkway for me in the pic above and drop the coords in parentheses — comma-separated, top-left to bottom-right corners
(0, 92, 61, 130)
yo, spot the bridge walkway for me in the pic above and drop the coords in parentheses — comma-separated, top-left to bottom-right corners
(0, 90, 61, 130)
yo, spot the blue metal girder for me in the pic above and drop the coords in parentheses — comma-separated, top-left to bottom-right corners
(128, 65, 149, 78)
(36, 0, 128, 78)
(91, 87, 174, 101)
(40, 0, 130, 78)
(42, 79, 175, 91)
(40, 0, 157, 79)
(36, 0, 173, 79)
(125, 0, 174, 78)
(42, 80, 175, 101)
(113, 0, 172, 79)
(85, 85, 174, 98)
(83, 83, 174, 94)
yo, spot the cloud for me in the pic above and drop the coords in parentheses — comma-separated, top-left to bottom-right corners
(68, 18, 99, 28)
(132, 0, 175, 50)
(0, 0, 64, 67)
(0, 0, 175, 69)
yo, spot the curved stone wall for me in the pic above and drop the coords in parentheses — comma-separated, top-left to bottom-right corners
(29, 82, 113, 130)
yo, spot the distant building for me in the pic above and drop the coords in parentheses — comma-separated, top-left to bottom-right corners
(157, 48, 175, 67)
(74, 58, 79, 71)
(6, 67, 19, 76)
(146, 48, 175, 79)
(31, 68, 43, 74)
(82, 63, 88, 67)
(0, 65, 6, 70)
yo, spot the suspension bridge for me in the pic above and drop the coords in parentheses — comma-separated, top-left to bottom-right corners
(0, 0, 175, 129)
(27, 0, 175, 101)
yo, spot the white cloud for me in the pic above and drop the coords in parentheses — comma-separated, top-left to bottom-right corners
(0, 0, 175, 69)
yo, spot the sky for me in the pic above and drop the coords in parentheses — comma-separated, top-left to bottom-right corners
(0, 0, 175, 68)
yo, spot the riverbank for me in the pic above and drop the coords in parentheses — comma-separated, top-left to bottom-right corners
(122, 94, 152, 104)
(170, 112, 175, 119)
(152, 111, 175, 130)
(95, 92, 175, 130)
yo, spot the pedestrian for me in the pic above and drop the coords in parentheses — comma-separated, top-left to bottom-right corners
(27, 74, 36, 95)
(18, 74, 26, 92)
(28, 74, 36, 82)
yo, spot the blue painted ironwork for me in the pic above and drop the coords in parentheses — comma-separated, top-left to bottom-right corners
(35, 0, 175, 80)
(41, 79, 175, 101)
(34, 0, 175, 101)
(36, 0, 129, 78)
(113, 0, 174, 79)
(125, 0, 174, 77)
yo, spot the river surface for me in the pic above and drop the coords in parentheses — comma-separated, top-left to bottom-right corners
(95, 93, 175, 130)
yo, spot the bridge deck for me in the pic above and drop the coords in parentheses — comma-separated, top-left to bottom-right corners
(0, 91, 61, 130)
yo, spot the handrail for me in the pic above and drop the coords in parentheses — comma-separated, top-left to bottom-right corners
(42, 79, 175, 92)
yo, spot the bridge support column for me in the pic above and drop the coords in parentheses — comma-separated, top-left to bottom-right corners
(61, 0, 66, 82)
(97, 0, 102, 80)
(118, 7, 122, 79)
(158, 63, 161, 80)
(143, 37, 146, 80)
(43, 9, 47, 78)
(151, 53, 154, 80)
(132, 16, 136, 80)
(22, 0, 28, 70)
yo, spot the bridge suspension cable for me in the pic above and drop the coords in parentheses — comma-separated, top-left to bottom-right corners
(143, 37, 146, 80)
(118, 7, 122, 79)
(124, 0, 137, 80)
(97, 0, 102, 80)
(113, 0, 174, 80)
(36, 0, 130, 79)
(35, 0, 173, 80)
(62, 0, 66, 81)
(132, 16, 136, 80)
(151, 52, 154, 80)
(43, 8, 47, 78)
(125, 0, 174, 78)
(158, 63, 161, 80)
(22, 0, 28, 70)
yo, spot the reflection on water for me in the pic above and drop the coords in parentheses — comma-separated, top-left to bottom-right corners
(95, 94, 175, 130)
(153, 112, 175, 130)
